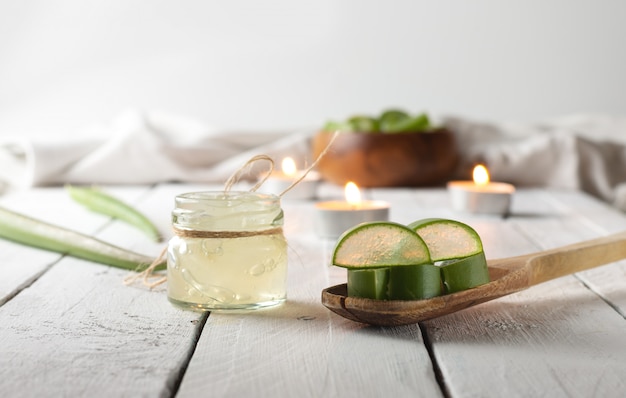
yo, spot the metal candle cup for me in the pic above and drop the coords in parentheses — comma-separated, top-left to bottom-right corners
(447, 165, 515, 215)
(314, 201, 390, 238)
(314, 182, 390, 238)
(447, 181, 515, 215)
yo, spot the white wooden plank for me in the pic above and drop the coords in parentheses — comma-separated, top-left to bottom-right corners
(175, 195, 444, 397)
(426, 277, 626, 397)
(0, 183, 224, 305)
(0, 186, 159, 305)
(520, 189, 626, 319)
(421, 188, 626, 397)
(0, 256, 202, 397)
(2, 185, 625, 397)
(0, 184, 207, 397)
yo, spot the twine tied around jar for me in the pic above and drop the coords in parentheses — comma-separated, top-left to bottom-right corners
(124, 131, 339, 289)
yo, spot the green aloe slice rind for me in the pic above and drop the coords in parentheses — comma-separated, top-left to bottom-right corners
(439, 251, 490, 293)
(348, 263, 442, 300)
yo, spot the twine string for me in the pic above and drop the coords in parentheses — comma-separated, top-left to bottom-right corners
(223, 154, 275, 193)
(172, 226, 283, 239)
(122, 246, 168, 289)
(277, 131, 339, 197)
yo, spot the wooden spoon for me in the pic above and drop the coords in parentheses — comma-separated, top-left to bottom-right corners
(321, 231, 626, 326)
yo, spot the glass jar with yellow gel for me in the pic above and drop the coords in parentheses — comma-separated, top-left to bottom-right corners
(167, 191, 288, 311)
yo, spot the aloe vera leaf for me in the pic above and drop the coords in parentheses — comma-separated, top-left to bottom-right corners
(0, 206, 165, 271)
(66, 185, 162, 242)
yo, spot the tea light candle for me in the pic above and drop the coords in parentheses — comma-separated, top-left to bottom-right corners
(262, 157, 320, 200)
(447, 164, 515, 215)
(315, 182, 390, 238)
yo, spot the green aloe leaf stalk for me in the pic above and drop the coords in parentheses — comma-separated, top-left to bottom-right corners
(0, 206, 165, 271)
(66, 185, 163, 242)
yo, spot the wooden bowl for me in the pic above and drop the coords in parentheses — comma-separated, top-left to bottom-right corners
(312, 128, 458, 187)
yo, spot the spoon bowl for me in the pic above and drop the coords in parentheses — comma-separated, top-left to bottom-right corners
(322, 231, 626, 326)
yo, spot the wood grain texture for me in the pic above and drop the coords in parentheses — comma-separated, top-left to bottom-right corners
(311, 129, 458, 187)
(422, 188, 626, 398)
(0, 184, 204, 397)
(534, 189, 626, 317)
(0, 258, 202, 397)
(0, 186, 158, 304)
(176, 218, 443, 397)
(0, 185, 624, 397)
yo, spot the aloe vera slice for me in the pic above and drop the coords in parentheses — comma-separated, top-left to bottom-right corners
(332, 221, 431, 270)
(66, 185, 162, 242)
(408, 218, 483, 261)
(333, 219, 489, 300)
(347, 263, 442, 300)
(410, 218, 489, 294)
(439, 251, 489, 293)
(387, 263, 441, 300)
(333, 221, 434, 300)
(347, 268, 389, 299)
(0, 206, 165, 271)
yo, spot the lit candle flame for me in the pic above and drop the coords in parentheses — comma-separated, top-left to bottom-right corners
(344, 181, 361, 206)
(473, 164, 490, 186)
(281, 157, 297, 177)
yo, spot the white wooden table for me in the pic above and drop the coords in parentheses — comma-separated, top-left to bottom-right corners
(1, 183, 625, 397)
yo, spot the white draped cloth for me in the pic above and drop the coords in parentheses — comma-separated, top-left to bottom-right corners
(445, 114, 626, 210)
(2, 110, 626, 211)
(0, 111, 312, 189)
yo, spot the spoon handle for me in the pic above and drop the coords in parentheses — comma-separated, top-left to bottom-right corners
(527, 231, 626, 286)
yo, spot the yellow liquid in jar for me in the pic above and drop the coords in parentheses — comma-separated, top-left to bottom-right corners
(167, 233, 288, 311)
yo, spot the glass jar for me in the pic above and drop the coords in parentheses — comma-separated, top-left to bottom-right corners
(167, 191, 288, 311)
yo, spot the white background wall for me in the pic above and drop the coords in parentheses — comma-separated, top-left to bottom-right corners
(1, 0, 625, 137)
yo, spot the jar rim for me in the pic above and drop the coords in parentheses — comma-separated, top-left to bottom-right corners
(172, 190, 283, 231)
(176, 190, 280, 203)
